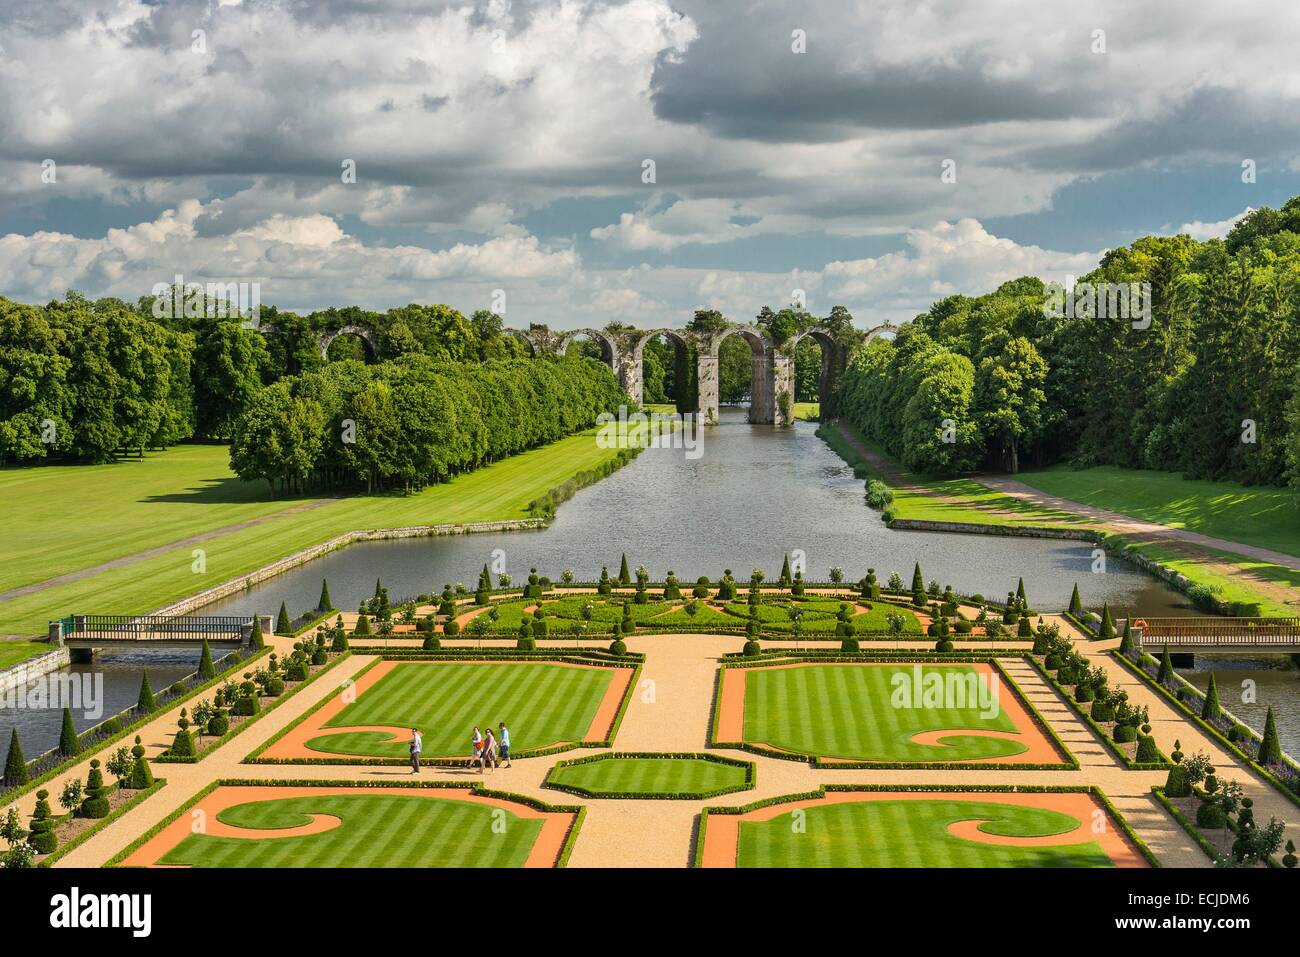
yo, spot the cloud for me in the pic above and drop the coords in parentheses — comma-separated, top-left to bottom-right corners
(1176, 207, 1252, 241)
(3, 0, 1298, 326)
(1, 201, 1099, 328)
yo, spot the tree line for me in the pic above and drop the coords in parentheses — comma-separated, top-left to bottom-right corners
(229, 355, 626, 495)
(0, 291, 534, 466)
(841, 196, 1300, 485)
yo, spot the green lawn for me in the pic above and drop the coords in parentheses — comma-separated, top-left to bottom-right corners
(159, 792, 543, 867)
(735, 798, 1113, 867)
(1119, 541, 1300, 616)
(794, 401, 819, 421)
(1016, 464, 1300, 560)
(0, 426, 630, 637)
(820, 423, 1087, 528)
(309, 661, 615, 758)
(546, 756, 750, 797)
(741, 663, 1026, 762)
(0, 640, 53, 670)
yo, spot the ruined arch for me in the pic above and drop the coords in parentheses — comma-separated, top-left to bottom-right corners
(708, 326, 770, 424)
(557, 328, 619, 367)
(629, 328, 693, 412)
(864, 322, 899, 344)
(788, 326, 848, 421)
(319, 325, 379, 361)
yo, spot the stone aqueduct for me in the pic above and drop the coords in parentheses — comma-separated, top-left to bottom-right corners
(297, 322, 899, 427)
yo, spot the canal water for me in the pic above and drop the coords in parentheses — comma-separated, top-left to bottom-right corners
(202, 409, 1187, 617)
(1, 653, 204, 760)
(0, 408, 1214, 757)
(1181, 660, 1300, 761)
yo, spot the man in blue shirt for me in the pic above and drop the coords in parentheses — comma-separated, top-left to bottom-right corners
(497, 722, 512, 768)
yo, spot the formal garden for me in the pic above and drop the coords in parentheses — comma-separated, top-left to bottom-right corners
(1, 559, 1293, 871)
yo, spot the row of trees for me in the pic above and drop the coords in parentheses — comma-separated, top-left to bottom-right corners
(0, 290, 533, 464)
(841, 197, 1300, 481)
(229, 354, 626, 495)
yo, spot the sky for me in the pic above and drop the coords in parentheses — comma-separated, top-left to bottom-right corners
(2, 0, 1299, 329)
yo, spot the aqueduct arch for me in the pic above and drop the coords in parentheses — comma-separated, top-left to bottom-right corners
(319, 325, 378, 361)
(264, 317, 897, 426)
(705, 326, 770, 425)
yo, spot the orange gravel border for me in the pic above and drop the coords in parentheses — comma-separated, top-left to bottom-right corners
(699, 790, 1149, 868)
(715, 661, 1065, 765)
(118, 785, 574, 868)
(259, 659, 634, 761)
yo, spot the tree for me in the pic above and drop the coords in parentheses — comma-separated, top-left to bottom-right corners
(198, 638, 216, 680)
(911, 562, 926, 606)
(1259, 707, 1283, 764)
(973, 334, 1048, 473)
(276, 601, 292, 635)
(779, 555, 792, 587)
(1201, 673, 1222, 722)
(3, 729, 27, 787)
(1099, 602, 1116, 639)
(137, 671, 156, 712)
(191, 319, 269, 439)
(26, 790, 56, 854)
(618, 554, 631, 585)
(126, 736, 154, 789)
(1068, 583, 1082, 616)
(318, 578, 333, 612)
(58, 708, 80, 757)
(251, 615, 265, 649)
(1157, 645, 1173, 684)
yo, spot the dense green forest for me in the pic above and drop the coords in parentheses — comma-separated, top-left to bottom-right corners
(841, 197, 1300, 486)
(0, 291, 605, 476)
(229, 355, 625, 495)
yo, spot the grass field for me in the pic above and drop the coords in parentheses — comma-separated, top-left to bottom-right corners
(819, 423, 1086, 528)
(1017, 464, 1300, 559)
(310, 662, 615, 758)
(0, 426, 630, 637)
(742, 663, 1026, 762)
(158, 793, 543, 867)
(546, 756, 750, 797)
(735, 798, 1113, 867)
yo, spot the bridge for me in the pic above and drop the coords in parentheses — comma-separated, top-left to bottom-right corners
(260, 320, 899, 426)
(48, 614, 270, 660)
(1134, 617, 1300, 654)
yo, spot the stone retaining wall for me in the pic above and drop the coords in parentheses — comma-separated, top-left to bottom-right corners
(150, 518, 547, 618)
(0, 647, 71, 693)
(887, 518, 1099, 541)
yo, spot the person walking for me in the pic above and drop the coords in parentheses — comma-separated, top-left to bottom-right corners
(482, 726, 498, 773)
(409, 727, 422, 775)
(498, 721, 512, 768)
(471, 726, 484, 772)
